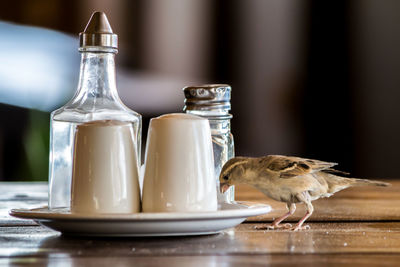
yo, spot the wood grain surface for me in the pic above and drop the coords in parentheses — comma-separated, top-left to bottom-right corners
(235, 180, 398, 222)
(1, 181, 399, 266)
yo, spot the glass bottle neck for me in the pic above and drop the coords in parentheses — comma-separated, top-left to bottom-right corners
(209, 119, 231, 134)
(76, 52, 119, 100)
(186, 109, 231, 118)
(186, 110, 232, 121)
(186, 110, 232, 134)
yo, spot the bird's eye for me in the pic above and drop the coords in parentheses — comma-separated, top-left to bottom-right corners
(223, 175, 229, 181)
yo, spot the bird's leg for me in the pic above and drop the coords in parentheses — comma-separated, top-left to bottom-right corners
(269, 203, 296, 229)
(256, 203, 296, 230)
(292, 201, 314, 231)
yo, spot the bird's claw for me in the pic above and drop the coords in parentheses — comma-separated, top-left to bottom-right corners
(255, 223, 292, 230)
(291, 224, 311, 231)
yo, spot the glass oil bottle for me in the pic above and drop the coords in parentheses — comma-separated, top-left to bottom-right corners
(48, 12, 141, 209)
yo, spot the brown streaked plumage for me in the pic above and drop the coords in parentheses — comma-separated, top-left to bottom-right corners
(219, 155, 390, 231)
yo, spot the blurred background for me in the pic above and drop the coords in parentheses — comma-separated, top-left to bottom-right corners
(0, 0, 399, 181)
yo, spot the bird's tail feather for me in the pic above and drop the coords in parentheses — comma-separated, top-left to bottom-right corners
(348, 178, 390, 187)
(323, 174, 390, 195)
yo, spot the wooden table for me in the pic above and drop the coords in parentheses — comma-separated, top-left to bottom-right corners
(1, 181, 399, 266)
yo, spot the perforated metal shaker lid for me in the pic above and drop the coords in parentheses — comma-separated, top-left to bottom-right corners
(183, 84, 232, 112)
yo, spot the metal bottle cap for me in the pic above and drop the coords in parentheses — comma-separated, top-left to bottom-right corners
(79, 11, 118, 52)
(183, 84, 232, 112)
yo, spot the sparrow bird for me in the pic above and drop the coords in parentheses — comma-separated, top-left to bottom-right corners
(219, 155, 390, 231)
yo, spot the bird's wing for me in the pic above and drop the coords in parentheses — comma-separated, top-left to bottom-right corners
(262, 155, 337, 178)
(322, 168, 350, 176)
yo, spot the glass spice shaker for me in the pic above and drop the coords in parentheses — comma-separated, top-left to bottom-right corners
(183, 84, 235, 202)
(48, 12, 142, 209)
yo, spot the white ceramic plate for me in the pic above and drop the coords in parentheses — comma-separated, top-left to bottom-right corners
(9, 202, 271, 237)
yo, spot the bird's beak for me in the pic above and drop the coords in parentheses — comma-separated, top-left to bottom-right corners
(220, 182, 231, 194)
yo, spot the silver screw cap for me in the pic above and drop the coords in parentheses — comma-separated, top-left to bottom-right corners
(79, 11, 118, 52)
(183, 84, 232, 112)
